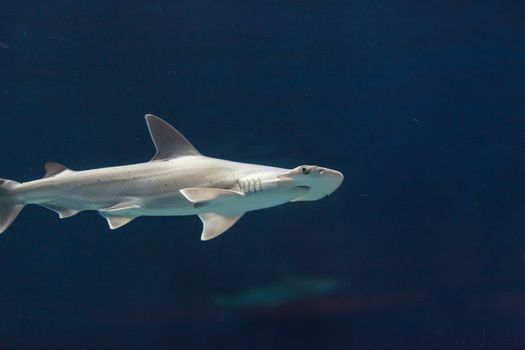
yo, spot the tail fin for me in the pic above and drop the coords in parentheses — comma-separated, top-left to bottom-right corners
(0, 179, 23, 234)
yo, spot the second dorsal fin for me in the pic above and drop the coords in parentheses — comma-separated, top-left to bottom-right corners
(44, 162, 71, 178)
(145, 114, 201, 161)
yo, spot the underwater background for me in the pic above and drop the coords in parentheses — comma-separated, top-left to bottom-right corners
(1, 1, 525, 349)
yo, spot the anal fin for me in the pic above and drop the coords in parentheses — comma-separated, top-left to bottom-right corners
(41, 204, 80, 219)
(198, 212, 244, 241)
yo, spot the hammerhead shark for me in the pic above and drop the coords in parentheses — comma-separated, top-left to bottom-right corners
(0, 115, 343, 240)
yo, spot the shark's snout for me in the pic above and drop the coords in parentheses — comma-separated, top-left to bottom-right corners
(323, 168, 344, 196)
(288, 166, 344, 201)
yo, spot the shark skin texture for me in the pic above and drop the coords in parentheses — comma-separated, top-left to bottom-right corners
(0, 115, 344, 240)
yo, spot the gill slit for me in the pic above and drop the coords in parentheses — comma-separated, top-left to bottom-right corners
(237, 178, 263, 194)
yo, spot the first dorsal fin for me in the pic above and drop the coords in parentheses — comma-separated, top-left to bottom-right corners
(145, 114, 201, 161)
(44, 162, 71, 178)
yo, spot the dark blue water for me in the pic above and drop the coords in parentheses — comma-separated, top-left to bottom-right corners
(1, 1, 525, 349)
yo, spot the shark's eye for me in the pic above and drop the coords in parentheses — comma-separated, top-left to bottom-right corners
(301, 166, 310, 175)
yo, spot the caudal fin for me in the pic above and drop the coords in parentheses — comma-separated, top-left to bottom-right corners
(0, 179, 23, 234)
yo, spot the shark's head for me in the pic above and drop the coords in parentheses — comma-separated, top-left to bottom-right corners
(280, 165, 344, 201)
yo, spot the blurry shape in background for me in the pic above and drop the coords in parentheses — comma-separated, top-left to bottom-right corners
(213, 274, 342, 309)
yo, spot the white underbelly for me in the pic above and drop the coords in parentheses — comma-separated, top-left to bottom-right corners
(106, 186, 308, 218)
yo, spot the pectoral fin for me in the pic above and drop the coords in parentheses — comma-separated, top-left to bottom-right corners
(198, 212, 244, 240)
(180, 188, 244, 206)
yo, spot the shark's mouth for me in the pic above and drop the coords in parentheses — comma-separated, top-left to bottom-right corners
(291, 185, 337, 202)
(289, 186, 310, 202)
